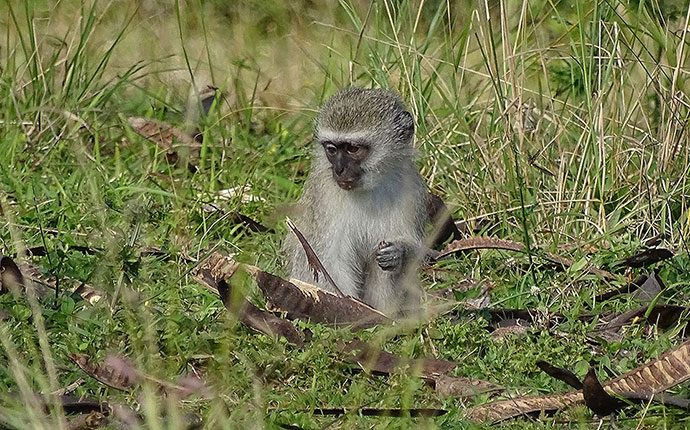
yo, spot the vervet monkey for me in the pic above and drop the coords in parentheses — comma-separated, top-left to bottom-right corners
(283, 87, 429, 316)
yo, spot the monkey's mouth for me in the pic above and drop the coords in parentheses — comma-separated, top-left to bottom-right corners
(336, 179, 358, 190)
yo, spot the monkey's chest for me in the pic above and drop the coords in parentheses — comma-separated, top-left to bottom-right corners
(315, 199, 412, 274)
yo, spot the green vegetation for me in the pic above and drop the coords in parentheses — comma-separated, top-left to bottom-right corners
(1, 0, 689, 428)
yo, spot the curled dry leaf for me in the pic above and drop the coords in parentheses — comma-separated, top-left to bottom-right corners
(24, 245, 100, 257)
(127, 117, 199, 170)
(65, 411, 109, 430)
(426, 193, 462, 249)
(194, 247, 384, 333)
(466, 338, 690, 423)
(338, 339, 456, 378)
(173, 375, 211, 400)
(69, 354, 140, 392)
(597, 304, 687, 333)
(217, 278, 305, 347)
(1, 255, 25, 294)
(595, 273, 649, 302)
(193, 253, 304, 346)
(20, 262, 104, 304)
(536, 361, 583, 389)
(109, 403, 142, 429)
(480, 308, 567, 328)
(229, 212, 270, 233)
(437, 237, 614, 279)
(255, 271, 389, 330)
(615, 247, 674, 269)
(432, 374, 502, 397)
(582, 366, 626, 416)
(490, 318, 531, 341)
(337, 339, 499, 397)
(631, 272, 665, 302)
(596, 272, 666, 304)
(615, 391, 690, 409)
(57, 395, 109, 415)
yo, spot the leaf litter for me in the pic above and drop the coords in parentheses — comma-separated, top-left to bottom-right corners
(9, 192, 689, 426)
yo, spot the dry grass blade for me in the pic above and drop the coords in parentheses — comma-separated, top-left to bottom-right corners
(285, 217, 344, 297)
(466, 338, 690, 422)
(437, 238, 614, 279)
(311, 408, 447, 417)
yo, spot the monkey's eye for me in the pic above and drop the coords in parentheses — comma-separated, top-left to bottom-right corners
(346, 144, 362, 155)
(323, 143, 337, 156)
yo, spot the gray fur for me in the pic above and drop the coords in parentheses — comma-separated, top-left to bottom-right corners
(283, 87, 428, 316)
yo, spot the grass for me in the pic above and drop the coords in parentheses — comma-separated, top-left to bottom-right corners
(0, 0, 689, 428)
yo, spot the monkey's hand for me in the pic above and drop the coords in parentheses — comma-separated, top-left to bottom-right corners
(376, 241, 408, 272)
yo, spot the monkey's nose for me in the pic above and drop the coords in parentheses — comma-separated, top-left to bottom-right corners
(332, 154, 347, 176)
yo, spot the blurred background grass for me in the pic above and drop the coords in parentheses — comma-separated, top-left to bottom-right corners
(1, 0, 689, 428)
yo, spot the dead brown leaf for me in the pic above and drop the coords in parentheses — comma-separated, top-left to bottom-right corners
(432, 374, 502, 397)
(338, 339, 456, 378)
(22, 263, 104, 304)
(254, 270, 390, 330)
(596, 304, 687, 334)
(595, 272, 665, 303)
(615, 247, 674, 269)
(127, 117, 199, 171)
(285, 218, 344, 296)
(69, 354, 140, 392)
(1, 255, 25, 295)
(582, 366, 626, 416)
(193, 251, 388, 331)
(193, 254, 304, 346)
(466, 338, 690, 422)
(536, 361, 583, 389)
(491, 319, 531, 341)
(437, 238, 614, 279)
(196, 253, 390, 330)
(66, 411, 109, 430)
(426, 193, 461, 249)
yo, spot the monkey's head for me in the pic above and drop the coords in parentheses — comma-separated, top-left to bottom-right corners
(313, 87, 415, 191)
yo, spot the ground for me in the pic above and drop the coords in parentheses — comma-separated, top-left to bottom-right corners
(0, 1, 689, 429)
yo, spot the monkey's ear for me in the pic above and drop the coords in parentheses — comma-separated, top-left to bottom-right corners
(395, 110, 415, 141)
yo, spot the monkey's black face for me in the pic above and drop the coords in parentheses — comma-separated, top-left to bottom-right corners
(321, 140, 370, 190)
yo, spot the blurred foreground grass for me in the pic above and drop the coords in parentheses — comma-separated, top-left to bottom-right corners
(0, 0, 689, 428)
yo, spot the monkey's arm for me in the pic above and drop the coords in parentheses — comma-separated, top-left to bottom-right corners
(375, 240, 438, 271)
